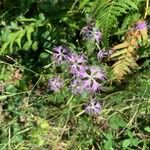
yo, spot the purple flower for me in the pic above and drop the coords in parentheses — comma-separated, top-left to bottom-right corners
(97, 50, 109, 60)
(80, 26, 93, 40)
(52, 46, 70, 64)
(97, 50, 113, 60)
(70, 78, 85, 95)
(47, 77, 64, 92)
(67, 53, 87, 77)
(84, 99, 101, 115)
(80, 25, 102, 43)
(93, 27, 102, 43)
(80, 66, 106, 93)
(136, 21, 147, 30)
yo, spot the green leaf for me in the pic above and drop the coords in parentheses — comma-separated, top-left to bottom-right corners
(13, 135, 23, 143)
(37, 138, 45, 147)
(40, 120, 50, 129)
(122, 139, 130, 148)
(9, 33, 18, 52)
(39, 52, 49, 59)
(104, 140, 114, 150)
(16, 30, 26, 48)
(127, 130, 134, 138)
(109, 114, 127, 129)
(144, 126, 150, 133)
(26, 25, 34, 44)
(0, 95, 8, 101)
(1, 42, 9, 54)
(1, 29, 11, 42)
(32, 41, 38, 51)
(23, 41, 32, 50)
(79, 0, 90, 9)
(39, 13, 45, 21)
(131, 138, 139, 147)
(123, 0, 138, 10)
(5, 84, 17, 93)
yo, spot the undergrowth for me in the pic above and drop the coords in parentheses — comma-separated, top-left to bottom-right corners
(0, 0, 150, 150)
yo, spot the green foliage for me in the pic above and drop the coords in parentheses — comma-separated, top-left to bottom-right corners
(109, 114, 127, 129)
(0, 0, 150, 150)
(0, 14, 47, 55)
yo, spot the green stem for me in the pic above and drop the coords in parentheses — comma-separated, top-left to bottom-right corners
(144, 0, 150, 19)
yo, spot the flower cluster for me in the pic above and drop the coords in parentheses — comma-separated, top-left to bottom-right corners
(66, 53, 106, 95)
(47, 25, 104, 115)
(48, 44, 106, 115)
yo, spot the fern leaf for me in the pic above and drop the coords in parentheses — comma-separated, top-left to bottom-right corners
(112, 61, 128, 80)
(110, 49, 127, 58)
(1, 42, 9, 55)
(140, 28, 148, 45)
(121, 13, 141, 30)
(121, 0, 138, 10)
(113, 42, 129, 50)
(9, 33, 18, 52)
(26, 25, 34, 44)
(16, 30, 26, 48)
(91, 0, 139, 47)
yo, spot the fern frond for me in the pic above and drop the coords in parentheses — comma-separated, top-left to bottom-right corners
(90, 0, 139, 47)
(16, 30, 26, 48)
(112, 56, 137, 81)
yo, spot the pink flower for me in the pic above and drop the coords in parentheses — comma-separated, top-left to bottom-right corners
(80, 66, 106, 93)
(67, 53, 87, 77)
(136, 21, 147, 30)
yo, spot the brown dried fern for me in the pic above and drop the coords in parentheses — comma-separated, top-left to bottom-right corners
(110, 20, 148, 82)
